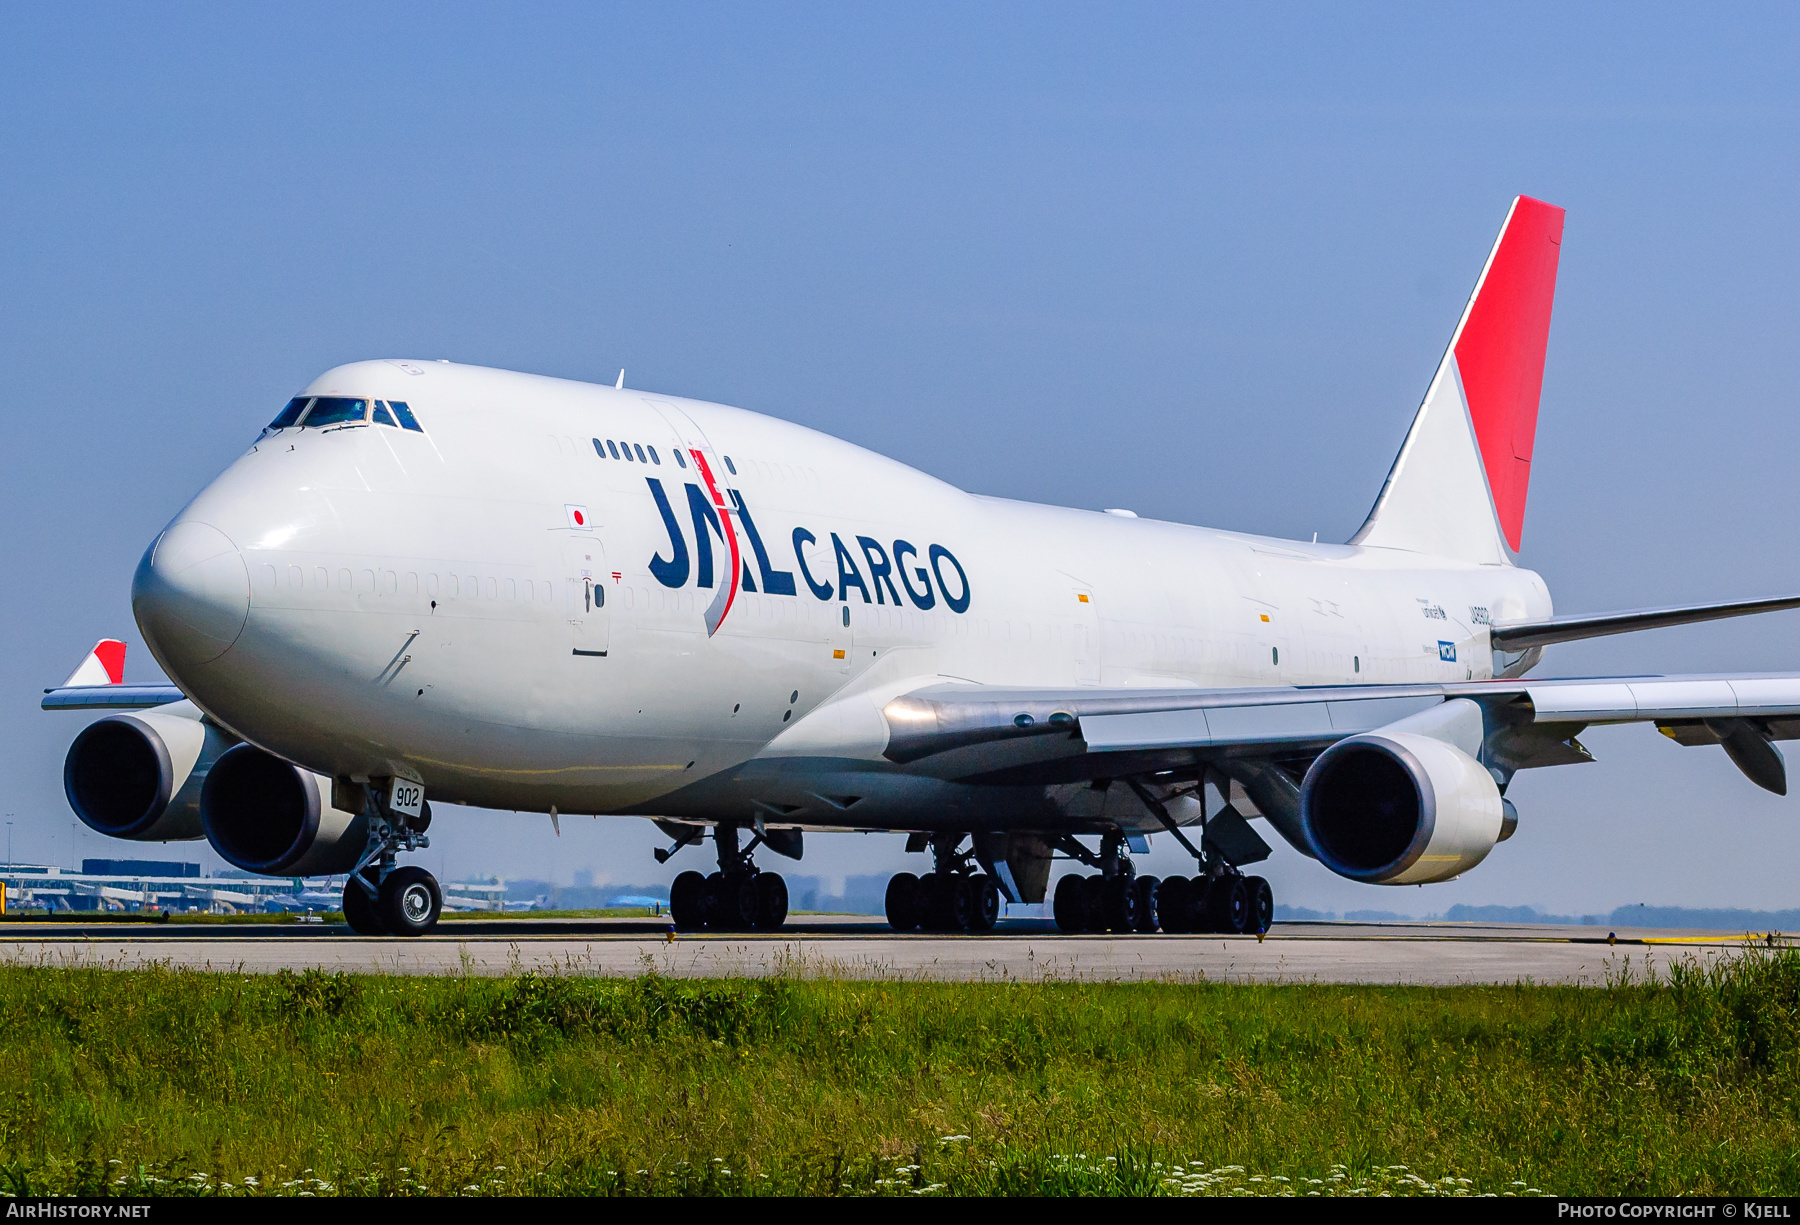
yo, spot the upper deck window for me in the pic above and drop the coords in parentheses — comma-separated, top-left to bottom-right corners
(386, 401, 423, 431)
(301, 397, 370, 428)
(269, 398, 310, 429)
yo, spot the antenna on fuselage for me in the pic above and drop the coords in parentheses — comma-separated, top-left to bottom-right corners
(615, 369, 625, 390)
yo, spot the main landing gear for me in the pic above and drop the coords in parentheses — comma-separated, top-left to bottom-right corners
(668, 825, 790, 932)
(884, 834, 1002, 934)
(1046, 779, 1278, 936)
(1055, 867, 1273, 935)
(871, 817, 1276, 938)
(341, 796, 442, 937)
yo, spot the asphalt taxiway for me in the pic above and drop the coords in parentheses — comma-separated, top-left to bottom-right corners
(0, 915, 1786, 984)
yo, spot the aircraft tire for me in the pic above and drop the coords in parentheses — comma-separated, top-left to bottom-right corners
(885, 872, 921, 932)
(717, 872, 758, 931)
(1157, 876, 1189, 933)
(1132, 876, 1160, 933)
(914, 872, 941, 931)
(1080, 875, 1108, 932)
(935, 874, 974, 932)
(1245, 876, 1274, 935)
(378, 866, 442, 937)
(1052, 873, 1086, 933)
(341, 871, 386, 935)
(1206, 876, 1249, 935)
(754, 872, 789, 930)
(699, 872, 724, 928)
(1103, 875, 1137, 933)
(670, 870, 707, 931)
(968, 874, 1001, 933)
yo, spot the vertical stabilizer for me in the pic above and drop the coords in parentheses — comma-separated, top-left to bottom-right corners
(1352, 196, 1564, 562)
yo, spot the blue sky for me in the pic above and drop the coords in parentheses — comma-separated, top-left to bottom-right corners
(3, 3, 1799, 911)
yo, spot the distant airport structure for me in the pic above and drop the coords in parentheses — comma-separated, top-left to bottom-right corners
(0, 860, 505, 915)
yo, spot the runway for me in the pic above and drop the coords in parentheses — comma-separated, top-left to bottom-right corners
(0, 915, 1787, 984)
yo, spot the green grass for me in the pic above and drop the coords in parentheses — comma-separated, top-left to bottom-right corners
(1, 949, 1797, 1196)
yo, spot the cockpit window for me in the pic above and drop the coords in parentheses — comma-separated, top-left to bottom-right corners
(371, 402, 397, 427)
(386, 400, 424, 432)
(301, 397, 370, 428)
(269, 397, 310, 429)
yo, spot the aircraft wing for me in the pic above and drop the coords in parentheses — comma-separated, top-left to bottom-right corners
(881, 673, 1800, 792)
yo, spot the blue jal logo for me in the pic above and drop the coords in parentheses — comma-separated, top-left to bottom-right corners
(642, 476, 971, 622)
(1438, 640, 1457, 662)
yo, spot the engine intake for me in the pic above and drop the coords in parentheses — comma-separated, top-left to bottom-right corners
(64, 710, 231, 841)
(1299, 730, 1504, 885)
(200, 744, 368, 875)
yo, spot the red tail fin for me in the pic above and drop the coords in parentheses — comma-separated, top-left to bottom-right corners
(1455, 196, 1564, 552)
(62, 639, 126, 687)
(1353, 196, 1564, 563)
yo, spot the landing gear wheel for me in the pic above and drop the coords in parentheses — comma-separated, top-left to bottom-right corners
(885, 872, 921, 932)
(914, 872, 942, 931)
(1206, 876, 1249, 935)
(935, 875, 974, 932)
(968, 875, 1001, 933)
(377, 866, 442, 937)
(1158, 876, 1189, 933)
(1103, 875, 1138, 933)
(1132, 876, 1160, 933)
(753, 873, 789, 930)
(700, 872, 725, 928)
(710, 873, 757, 931)
(1081, 875, 1107, 932)
(1244, 876, 1274, 935)
(341, 871, 385, 935)
(670, 871, 707, 931)
(1052, 874, 1086, 933)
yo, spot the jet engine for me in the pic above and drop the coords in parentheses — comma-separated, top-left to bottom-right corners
(199, 744, 369, 875)
(1299, 729, 1507, 885)
(64, 707, 234, 841)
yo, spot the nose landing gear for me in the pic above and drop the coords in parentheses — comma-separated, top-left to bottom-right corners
(339, 791, 441, 937)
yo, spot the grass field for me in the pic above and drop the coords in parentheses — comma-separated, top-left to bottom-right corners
(0, 947, 1796, 1196)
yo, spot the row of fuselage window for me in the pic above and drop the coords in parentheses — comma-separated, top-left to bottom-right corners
(593, 437, 740, 476)
(261, 564, 555, 604)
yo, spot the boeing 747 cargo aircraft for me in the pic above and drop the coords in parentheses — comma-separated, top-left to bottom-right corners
(43, 197, 1800, 936)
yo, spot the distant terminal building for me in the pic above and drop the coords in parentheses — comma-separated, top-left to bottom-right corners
(82, 859, 201, 878)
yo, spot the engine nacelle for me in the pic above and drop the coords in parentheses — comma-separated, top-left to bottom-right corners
(64, 707, 234, 841)
(1299, 730, 1504, 885)
(200, 744, 368, 875)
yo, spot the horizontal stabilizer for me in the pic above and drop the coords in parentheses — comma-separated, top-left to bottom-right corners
(1490, 594, 1800, 651)
(42, 684, 185, 711)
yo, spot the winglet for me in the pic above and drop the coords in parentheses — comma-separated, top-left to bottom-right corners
(62, 639, 127, 688)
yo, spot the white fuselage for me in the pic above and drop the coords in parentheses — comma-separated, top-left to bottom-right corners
(137, 360, 1552, 823)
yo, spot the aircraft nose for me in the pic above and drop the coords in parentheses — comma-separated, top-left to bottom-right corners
(132, 520, 250, 672)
